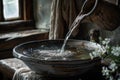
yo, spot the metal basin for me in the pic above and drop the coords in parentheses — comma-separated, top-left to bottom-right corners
(13, 39, 105, 77)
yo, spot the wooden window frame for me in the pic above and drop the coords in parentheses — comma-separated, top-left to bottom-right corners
(0, 0, 36, 33)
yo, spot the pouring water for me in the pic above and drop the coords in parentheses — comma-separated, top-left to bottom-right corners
(60, 0, 98, 56)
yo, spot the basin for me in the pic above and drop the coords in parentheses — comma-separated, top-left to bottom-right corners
(13, 39, 105, 77)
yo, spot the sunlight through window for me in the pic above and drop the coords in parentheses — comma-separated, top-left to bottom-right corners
(3, 0, 19, 19)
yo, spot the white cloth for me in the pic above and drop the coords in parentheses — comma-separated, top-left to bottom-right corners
(12, 67, 42, 80)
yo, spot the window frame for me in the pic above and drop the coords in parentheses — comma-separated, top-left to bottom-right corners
(0, 0, 35, 33)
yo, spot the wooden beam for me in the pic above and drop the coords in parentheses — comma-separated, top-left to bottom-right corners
(0, 0, 4, 21)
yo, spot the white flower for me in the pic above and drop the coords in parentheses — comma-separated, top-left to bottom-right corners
(89, 48, 104, 59)
(111, 46, 120, 56)
(102, 38, 110, 45)
(109, 76, 113, 80)
(109, 61, 118, 72)
(102, 67, 110, 76)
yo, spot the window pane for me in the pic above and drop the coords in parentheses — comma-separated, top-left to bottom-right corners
(3, 0, 19, 19)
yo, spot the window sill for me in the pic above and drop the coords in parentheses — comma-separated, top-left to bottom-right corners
(0, 20, 35, 33)
(0, 29, 49, 51)
(0, 20, 34, 25)
(0, 29, 49, 40)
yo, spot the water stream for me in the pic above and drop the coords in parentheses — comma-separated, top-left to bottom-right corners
(60, 0, 98, 55)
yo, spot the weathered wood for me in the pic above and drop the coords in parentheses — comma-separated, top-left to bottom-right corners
(0, 20, 35, 33)
(0, 0, 4, 21)
(0, 33, 48, 51)
(89, 0, 120, 31)
(23, 0, 34, 20)
(0, 49, 13, 59)
(0, 30, 48, 59)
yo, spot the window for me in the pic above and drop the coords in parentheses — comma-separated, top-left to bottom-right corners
(0, 0, 35, 33)
(3, 0, 19, 20)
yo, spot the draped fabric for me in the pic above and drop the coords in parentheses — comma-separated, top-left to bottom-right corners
(49, 0, 84, 39)
(12, 68, 43, 80)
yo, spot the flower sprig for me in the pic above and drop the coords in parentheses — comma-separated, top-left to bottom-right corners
(90, 38, 120, 80)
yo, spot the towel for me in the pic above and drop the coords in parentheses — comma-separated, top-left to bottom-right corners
(12, 67, 42, 80)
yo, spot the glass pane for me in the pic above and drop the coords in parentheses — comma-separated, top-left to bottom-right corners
(3, 0, 19, 19)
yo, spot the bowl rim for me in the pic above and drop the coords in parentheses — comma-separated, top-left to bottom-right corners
(13, 39, 105, 62)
